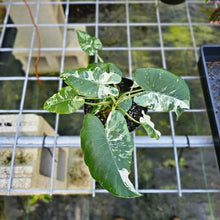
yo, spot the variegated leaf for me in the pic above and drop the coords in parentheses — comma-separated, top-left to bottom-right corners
(61, 66, 121, 99)
(133, 68, 190, 119)
(77, 30, 103, 56)
(80, 110, 141, 198)
(44, 86, 84, 114)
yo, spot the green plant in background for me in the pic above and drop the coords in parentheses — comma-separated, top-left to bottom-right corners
(205, 0, 220, 24)
(25, 195, 52, 220)
(43, 31, 190, 198)
(209, 7, 220, 24)
(28, 195, 52, 205)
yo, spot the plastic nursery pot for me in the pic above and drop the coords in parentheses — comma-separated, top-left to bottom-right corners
(84, 77, 148, 132)
(198, 45, 220, 171)
(160, 0, 185, 5)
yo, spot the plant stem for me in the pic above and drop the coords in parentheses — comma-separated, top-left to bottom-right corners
(121, 88, 144, 97)
(115, 88, 144, 106)
(84, 101, 111, 106)
(97, 53, 104, 63)
(115, 91, 142, 106)
(110, 95, 116, 105)
(117, 106, 141, 125)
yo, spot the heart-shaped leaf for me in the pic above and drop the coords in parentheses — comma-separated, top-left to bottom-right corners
(61, 66, 121, 99)
(44, 86, 84, 114)
(133, 68, 190, 119)
(81, 110, 141, 198)
(139, 111, 161, 140)
(77, 30, 103, 56)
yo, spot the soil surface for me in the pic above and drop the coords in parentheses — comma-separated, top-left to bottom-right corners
(84, 78, 147, 132)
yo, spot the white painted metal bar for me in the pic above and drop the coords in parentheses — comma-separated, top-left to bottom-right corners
(48, 0, 70, 196)
(0, 136, 214, 148)
(91, 0, 100, 197)
(0, 75, 203, 81)
(0, 0, 12, 48)
(170, 111, 183, 197)
(125, 0, 132, 78)
(185, 0, 199, 61)
(0, 109, 208, 114)
(6, 0, 41, 195)
(0, 22, 217, 29)
(155, 0, 182, 197)
(156, 0, 166, 69)
(126, 0, 140, 192)
(0, 46, 202, 52)
(0, 188, 220, 195)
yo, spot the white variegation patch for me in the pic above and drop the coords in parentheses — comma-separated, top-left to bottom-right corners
(61, 67, 121, 98)
(105, 110, 134, 167)
(139, 110, 161, 140)
(98, 72, 121, 84)
(119, 168, 137, 193)
(134, 91, 189, 118)
(98, 85, 119, 99)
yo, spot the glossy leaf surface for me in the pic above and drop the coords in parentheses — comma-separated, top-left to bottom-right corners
(77, 30, 103, 56)
(133, 68, 190, 119)
(88, 62, 122, 77)
(61, 66, 121, 99)
(81, 110, 141, 198)
(118, 95, 132, 113)
(139, 111, 161, 140)
(44, 86, 84, 114)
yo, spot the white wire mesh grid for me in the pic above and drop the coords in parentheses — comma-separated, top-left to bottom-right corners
(0, 0, 219, 196)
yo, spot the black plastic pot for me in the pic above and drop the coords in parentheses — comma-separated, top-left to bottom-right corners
(84, 77, 147, 132)
(198, 45, 220, 171)
(160, 0, 185, 5)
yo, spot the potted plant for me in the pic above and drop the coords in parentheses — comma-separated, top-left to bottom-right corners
(209, 7, 220, 24)
(160, 0, 185, 5)
(43, 31, 190, 198)
(205, 0, 220, 24)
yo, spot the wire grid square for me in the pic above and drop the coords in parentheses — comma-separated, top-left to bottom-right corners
(0, 0, 219, 200)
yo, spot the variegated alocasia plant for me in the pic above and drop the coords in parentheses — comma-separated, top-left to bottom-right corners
(44, 31, 190, 198)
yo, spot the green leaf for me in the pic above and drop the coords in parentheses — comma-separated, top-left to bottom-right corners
(139, 111, 161, 140)
(118, 95, 132, 113)
(28, 196, 39, 205)
(61, 66, 121, 99)
(77, 30, 103, 56)
(44, 86, 84, 114)
(133, 68, 190, 119)
(28, 195, 52, 205)
(88, 62, 122, 77)
(81, 110, 141, 198)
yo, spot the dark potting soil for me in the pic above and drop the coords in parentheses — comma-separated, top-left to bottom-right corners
(160, 0, 185, 4)
(207, 61, 220, 123)
(84, 78, 147, 132)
